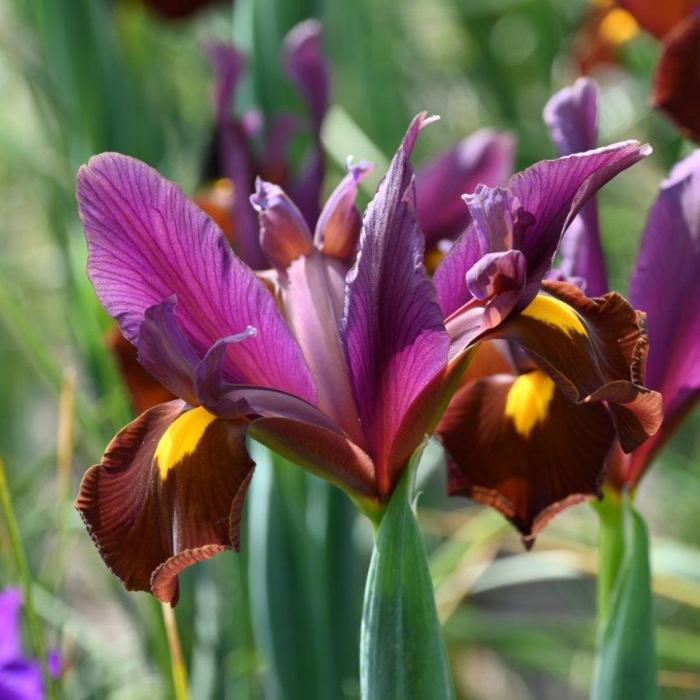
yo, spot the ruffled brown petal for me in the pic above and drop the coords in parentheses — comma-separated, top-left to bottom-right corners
(481, 280, 663, 452)
(439, 369, 615, 541)
(76, 400, 254, 605)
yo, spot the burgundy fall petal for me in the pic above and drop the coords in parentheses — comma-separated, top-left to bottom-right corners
(481, 281, 662, 453)
(342, 114, 450, 496)
(440, 370, 614, 541)
(75, 401, 254, 605)
(77, 153, 316, 403)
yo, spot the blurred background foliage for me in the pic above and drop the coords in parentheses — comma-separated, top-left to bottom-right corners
(1, 0, 699, 698)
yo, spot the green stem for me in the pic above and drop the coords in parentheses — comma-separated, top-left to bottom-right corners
(594, 488, 626, 621)
(0, 454, 56, 700)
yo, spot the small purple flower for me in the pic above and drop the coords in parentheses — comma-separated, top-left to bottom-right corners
(0, 588, 58, 700)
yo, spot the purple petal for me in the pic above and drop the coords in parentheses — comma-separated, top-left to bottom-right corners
(544, 78, 608, 296)
(0, 658, 44, 700)
(0, 588, 22, 665)
(509, 141, 649, 297)
(416, 130, 515, 247)
(137, 298, 199, 405)
(314, 159, 375, 260)
(284, 20, 331, 227)
(627, 150, 700, 479)
(77, 153, 315, 403)
(466, 249, 527, 328)
(250, 179, 313, 269)
(342, 114, 450, 496)
(434, 143, 647, 318)
(463, 185, 535, 253)
(283, 19, 330, 134)
(205, 41, 245, 123)
(280, 252, 365, 445)
(434, 228, 482, 317)
(217, 120, 266, 269)
(543, 78, 598, 155)
(261, 113, 298, 184)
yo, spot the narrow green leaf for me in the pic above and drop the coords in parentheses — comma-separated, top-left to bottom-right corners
(592, 496, 658, 700)
(360, 452, 455, 700)
(247, 442, 360, 699)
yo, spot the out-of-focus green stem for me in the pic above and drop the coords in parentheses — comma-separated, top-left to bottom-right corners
(161, 603, 190, 700)
(0, 454, 55, 700)
(594, 487, 626, 621)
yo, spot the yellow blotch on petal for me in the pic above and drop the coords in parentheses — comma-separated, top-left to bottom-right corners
(521, 293, 587, 336)
(505, 370, 556, 438)
(155, 406, 217, 479)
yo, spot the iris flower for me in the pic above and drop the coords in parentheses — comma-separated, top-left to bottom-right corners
(433, 89, 663, 539)
(110, 21, 515, 414)
(543, 78, 700, 490)
(75, 110, 659, 603)
(200, 21, 515, 269)
(0, 588, 59, 700)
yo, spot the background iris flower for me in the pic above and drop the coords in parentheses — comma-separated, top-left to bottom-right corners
(544, 77, 700, 492)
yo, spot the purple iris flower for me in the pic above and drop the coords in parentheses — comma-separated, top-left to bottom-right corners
(203, 19, 515, 271)
(75, 109, 660, 601)
(205, 19, 331, 270)
(544, 77, 700, 490)
(0, 588, 59, 700)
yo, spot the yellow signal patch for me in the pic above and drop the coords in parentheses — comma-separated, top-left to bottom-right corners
(505, 370, 556, 438)
(521, 294, 586, 336)
(155, 406, 217, 479)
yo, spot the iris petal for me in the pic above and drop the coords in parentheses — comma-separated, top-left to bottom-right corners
(440, 370, 614, 541)
(76, 400, 254, 605)
(77, 153, 316, 403)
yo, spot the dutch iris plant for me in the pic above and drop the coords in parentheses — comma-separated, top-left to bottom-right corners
(75, 100, 662, 606)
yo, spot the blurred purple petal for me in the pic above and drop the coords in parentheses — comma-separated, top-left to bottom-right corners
(314, 159, 375, 260)
(283, 19, 330, 134)
(342, 114, 449, 496)
(626, 150, 700, 481)
(0, 659, 44, 700)
(251, 179, 313, 269)
(544, 78, 598, 155)
(544, 78, 608, 296)
(77, 153, 315, 402)
(261, 113, 298, 184)
(0, 588, 22, 665)
(205, 41, 245, 123)
(217, 120, 266, 269)
(289, 148, 324, 229)
(284, 20, 331, 226)
(416, 130, 515, 247)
